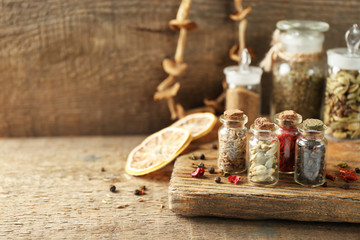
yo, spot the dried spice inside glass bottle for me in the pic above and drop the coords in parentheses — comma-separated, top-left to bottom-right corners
(270, 20, 329, 119)
(248, 117, 279, 186)
(295, 119, 328, 187)
(274, 110, 302, 174)
(224, 49, 263, 127)
(218, 109, 248, 174)
(324, 24, 360, 140)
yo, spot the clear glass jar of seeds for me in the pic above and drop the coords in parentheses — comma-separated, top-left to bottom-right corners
(248, 117, 279, 186)
(324, 24, 360, 140)
(218, 109, 248, 174)
(224, 49, 263, 128)
(270, 20, 329, 120)
(295, 119, 327, 187)
(274, 110, 302, 174)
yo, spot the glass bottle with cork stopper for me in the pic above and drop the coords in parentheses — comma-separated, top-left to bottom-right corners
(274, 110, 302, 174)
(248, 117, 279, 186)
(270, 20, 329, 120)
(224, 49, 263, 127)
(218, 109, 248, 174)
(295, 119, 327, 187)
(324, 24, 360, 140)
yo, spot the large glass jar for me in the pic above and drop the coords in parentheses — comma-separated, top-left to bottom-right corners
(271, 20, 329, 120)
(218, 109, 248, 174)
(224, 49, 263, 128)
(274, 110, 302, 174)
(295, 119, 327, 187)
(324, 24, 360, 140)
(248, 118, 279, 186)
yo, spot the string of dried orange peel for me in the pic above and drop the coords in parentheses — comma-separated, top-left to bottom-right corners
(154, 0, 252, 120)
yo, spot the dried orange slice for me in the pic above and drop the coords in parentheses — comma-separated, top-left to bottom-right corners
(125, 127, 192, 176)
(171, 112, 217, 140)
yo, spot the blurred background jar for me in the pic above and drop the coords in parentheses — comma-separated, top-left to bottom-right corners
(264, 20, 329, 120)
(224, 48, 263, 128)
(324, 24, 360, 140)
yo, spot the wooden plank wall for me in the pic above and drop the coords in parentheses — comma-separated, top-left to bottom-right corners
(0, 0, 359, 136)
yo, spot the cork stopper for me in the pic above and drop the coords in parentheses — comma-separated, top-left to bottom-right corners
(279, 110, 298, 120)
(254, 117, 275, 130)
(302, 119, 324, 131)
(224, 109, 244, 121)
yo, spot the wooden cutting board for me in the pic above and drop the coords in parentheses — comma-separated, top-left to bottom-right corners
(169, 137, 360, 223)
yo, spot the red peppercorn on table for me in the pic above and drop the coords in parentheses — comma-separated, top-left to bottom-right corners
(0, 136, 359, 239)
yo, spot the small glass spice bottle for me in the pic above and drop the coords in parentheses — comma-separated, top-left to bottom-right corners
(218, 109, 248, 174)
(248, 117, 279, 186)
(269, 20, 329, 119)
(224, 49, 263, 127)
(295, 119, 328, 187)
(274, 110, 302, 174)
(324, 24, 360, 140)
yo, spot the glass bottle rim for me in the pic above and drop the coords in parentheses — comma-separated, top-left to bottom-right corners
(249, 124, 279, 134)
(220, 114, 248, 125)
(274, 113, 302, 127)
(298, 122, 327, 134)
(276, 20, 329, 32)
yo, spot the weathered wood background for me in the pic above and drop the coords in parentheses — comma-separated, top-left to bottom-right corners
(0, 0, 359, 136)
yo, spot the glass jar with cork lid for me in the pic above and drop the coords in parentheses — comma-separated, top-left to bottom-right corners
(224, 49, 263, 127)
(295, 119, 327, 187)
(248, 117, 279, 186)
(265, 20, 329, 120)
(324, 24, 360, 140)
(218, 109, 248, 175)
(274, 110, 302, 174)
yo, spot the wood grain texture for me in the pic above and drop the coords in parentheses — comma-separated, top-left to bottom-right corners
(0, 136, 359, 239)
(169, 139, 360, 222)
(0, 0, 359, 136)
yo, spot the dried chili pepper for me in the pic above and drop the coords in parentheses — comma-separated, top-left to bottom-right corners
(326, 172, 336, 181)
(227, 175, 241, 185)
(339, 168, 358, 183)
(191, 167, 205, 178)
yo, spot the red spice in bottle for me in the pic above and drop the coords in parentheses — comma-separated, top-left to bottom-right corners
(275, 110, 301, 173)
(277, 126, 300, 173)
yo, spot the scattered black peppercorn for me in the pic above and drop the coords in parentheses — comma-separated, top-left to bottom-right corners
(212, 144, 218, 150)
(209, 167, 215, 174)
(341, 184, 350, 190)
(355, 168, 360, 173)
(322, 182, 327, 187)
(198, 162, 205, 168)
(110, 185, 116, 193)
(200, 154, 205, 160)
(134, 189, 141, 195)
(215, 176, 221, 183)
(101, 167, 106, 172)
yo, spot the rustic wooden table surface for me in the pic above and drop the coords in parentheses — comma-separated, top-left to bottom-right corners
(0, 136, 359, 239)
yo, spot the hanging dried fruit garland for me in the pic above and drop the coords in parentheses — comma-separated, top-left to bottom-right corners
(154, 0, 252, 120)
